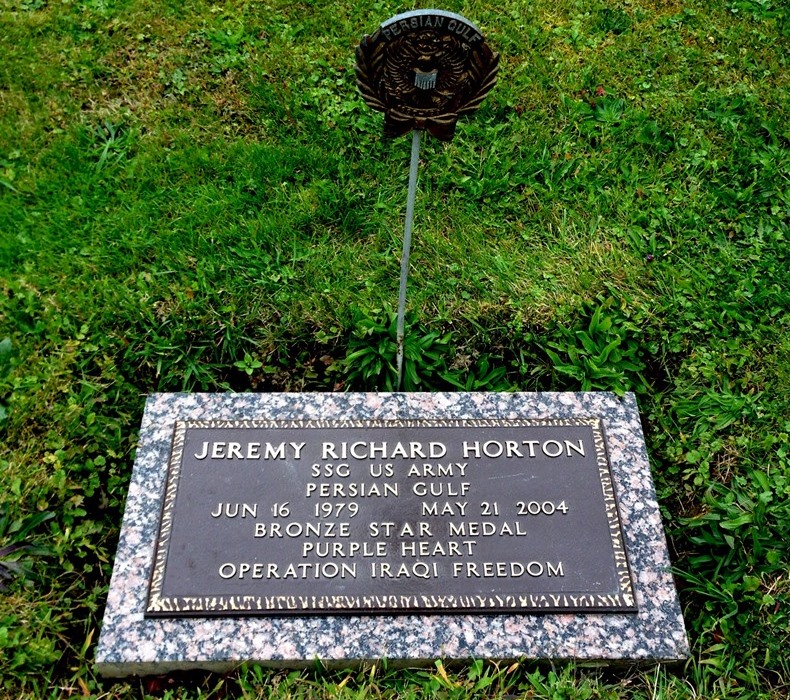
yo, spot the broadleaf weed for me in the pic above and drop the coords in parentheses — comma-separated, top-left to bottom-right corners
(544, 296, 649, 395)
(337, 309, 453, 391)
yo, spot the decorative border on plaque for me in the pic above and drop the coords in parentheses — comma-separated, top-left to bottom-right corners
(147, 418, 636, 616)
(147, 421, 188, 616)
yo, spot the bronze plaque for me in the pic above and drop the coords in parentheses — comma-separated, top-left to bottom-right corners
(355, 10, 499, 140)
(146, 418, 636, 617)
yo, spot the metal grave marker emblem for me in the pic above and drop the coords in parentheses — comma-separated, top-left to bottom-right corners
(355, 10, 499, 389)
(355, 10, 499, 141)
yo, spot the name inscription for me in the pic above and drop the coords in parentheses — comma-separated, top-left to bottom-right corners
(146, 418, 636, 616)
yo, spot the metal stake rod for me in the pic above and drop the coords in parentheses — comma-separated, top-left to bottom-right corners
(396, 129, 422, 390)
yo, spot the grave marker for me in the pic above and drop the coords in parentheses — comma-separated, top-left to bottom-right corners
(96, 392, 688, 676)
(146, 418, 635, 616)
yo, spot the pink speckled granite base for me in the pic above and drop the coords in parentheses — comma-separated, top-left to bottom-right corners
(95, 392, 688, 677)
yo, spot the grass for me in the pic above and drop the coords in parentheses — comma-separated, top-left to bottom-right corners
(0, 0, 789, 697)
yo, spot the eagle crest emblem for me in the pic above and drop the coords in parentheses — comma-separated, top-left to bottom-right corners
(355, 10, 499, 141)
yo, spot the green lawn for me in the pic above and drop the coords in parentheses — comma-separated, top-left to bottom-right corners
(0, 0, 788, 697)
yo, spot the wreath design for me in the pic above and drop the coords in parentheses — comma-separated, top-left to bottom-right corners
(356, 15, 499, 141)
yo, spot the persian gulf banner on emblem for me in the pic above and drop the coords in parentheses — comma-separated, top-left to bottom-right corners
(355, 10, 499, 141)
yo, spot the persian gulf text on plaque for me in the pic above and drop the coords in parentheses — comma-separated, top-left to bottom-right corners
(146, 419, 636, 616)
